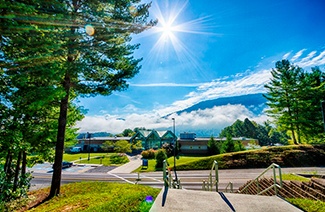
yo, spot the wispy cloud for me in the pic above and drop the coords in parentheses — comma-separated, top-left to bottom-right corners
(282, 52, 291, 60)
(155, 69, 271, 115)
(285, 49, 325, 68)
(131, 82, 204, 87)
(291, 49, 306, 61)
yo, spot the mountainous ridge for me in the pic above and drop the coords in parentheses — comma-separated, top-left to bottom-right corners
(176, 93, 267, 115)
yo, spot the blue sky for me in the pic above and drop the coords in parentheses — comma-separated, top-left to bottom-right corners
(76, 0, 325, 135)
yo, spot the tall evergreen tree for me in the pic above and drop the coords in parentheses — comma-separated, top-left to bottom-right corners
(264, 60, 325, 144)
(1, 0, 155, 198)
(264, 60, 303, 144)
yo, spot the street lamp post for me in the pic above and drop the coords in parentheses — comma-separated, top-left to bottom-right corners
(87, 132, 91, 161)
(172, 118, 178, 182)
(321, 101, 325, 133)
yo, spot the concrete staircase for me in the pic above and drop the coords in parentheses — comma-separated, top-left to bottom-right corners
(150, 189, 302, 212)
(238, 177, 325, 201)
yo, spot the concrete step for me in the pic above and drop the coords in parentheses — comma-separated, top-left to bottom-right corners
(150, 189, 302, 212)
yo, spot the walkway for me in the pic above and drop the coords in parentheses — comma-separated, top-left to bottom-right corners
(108, 154, 142, 174)
(150, 189, 302, 212)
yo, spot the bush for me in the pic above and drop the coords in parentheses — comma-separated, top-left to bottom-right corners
(155, 149, 167, 169)
(109, 154, 129, 164)
(141, 149, 156, 159)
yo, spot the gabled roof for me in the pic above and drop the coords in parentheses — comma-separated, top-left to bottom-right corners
(132, 129, 176, 140)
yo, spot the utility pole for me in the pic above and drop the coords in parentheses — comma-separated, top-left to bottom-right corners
(321, 101, 325, 133)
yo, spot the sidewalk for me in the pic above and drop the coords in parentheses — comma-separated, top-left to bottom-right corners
(108, 154, 142, 174)
(150, 189, 302, 212)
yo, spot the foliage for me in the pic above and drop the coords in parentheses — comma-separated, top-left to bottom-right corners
(131, 140, 143, 151)
(20, 182, 160, 212)
(1, 0, 156, 198)
(207, 136, 221, 155)
(155, 149, 167, 169)
(114, 140, 132, 153)
(0, 171, 32, 205)
(122, 129, 135, 137)
(161, 142, 174, 157)
(286, 198, 325, 212)
(280, 174, 310, 182)
(175, 144, 325, 170)
(102, 140, 132, 153)
(141, 149, 156, 159)
(219, 118, 289, 146)
(264, 60, 325, 144)
(221, 134, 236, 153)
(109, 154, 129, 164)
(102, 141, 115, 152)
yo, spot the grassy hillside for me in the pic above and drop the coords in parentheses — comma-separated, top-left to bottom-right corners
(176, 144, 325, 170)
(16, 182, 160, 212)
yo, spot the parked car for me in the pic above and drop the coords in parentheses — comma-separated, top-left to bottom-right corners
(52, 161, 73, 169)
(70, 146, 82, 153)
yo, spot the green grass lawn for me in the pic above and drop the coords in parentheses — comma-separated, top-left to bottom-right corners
(24, 182, 160, 212)
(286, 198, 325, 212)
(280, 173, 310, 182)
(63, 153, 129, 166)
(134, 156, 206, 172)
(63, 153, 110, 162)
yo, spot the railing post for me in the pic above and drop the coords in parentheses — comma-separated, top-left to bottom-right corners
(163, 160, 169, 189)
(209, 172, 212, 191)
(215, 161, 219, 192)
(278, 165, 282, 188)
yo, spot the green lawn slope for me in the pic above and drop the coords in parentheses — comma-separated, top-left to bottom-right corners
(176, 144, 325, 170)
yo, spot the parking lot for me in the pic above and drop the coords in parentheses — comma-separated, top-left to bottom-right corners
(28, 162, 97, 173)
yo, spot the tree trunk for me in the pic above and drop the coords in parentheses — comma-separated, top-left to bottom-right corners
(21, 151, 27, 176)
(13, 151, 22, 192)
(4, 151, 13, 177)
(49, 74, 70, 198)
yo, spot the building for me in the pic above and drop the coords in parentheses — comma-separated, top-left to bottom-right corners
(76, 136, 131, 152)
(75, 129, 177, 152)
(178, 132, 259, 155)
(130, 129, 177, 150)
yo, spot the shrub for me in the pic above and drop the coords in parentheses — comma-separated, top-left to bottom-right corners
(141, 149, 156, 159)
(109, 154, 129, 164)
(155, 149, 167, 169)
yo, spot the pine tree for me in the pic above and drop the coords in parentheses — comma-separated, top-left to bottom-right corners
(1, 0, 156, 198)
(264, 60, 303, 144)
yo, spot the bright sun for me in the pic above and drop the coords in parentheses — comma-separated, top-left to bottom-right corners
(158, 18, 176, 40)
(142, 0, 216, 73)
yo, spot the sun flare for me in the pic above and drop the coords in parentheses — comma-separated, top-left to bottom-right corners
(137, 0, 218, 79)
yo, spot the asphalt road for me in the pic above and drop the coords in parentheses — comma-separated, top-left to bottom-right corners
(30, 165, 325, 192)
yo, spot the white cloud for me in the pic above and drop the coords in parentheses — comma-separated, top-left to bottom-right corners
(155, 68, 272, 115)
(282, 52, 291, 59)
(289, 50, 325, 68)
(132, 82, 203, 87)
(76, 104, 269, 135)
(291, 49, 306, 61)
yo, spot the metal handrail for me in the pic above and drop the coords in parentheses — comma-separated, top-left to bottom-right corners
(163, 159, 180, 189)
(203, 160, 219, 192)
(225, 182, 233, 193)
(163, 160, 170, 188)
(239, 163, 283, 195)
